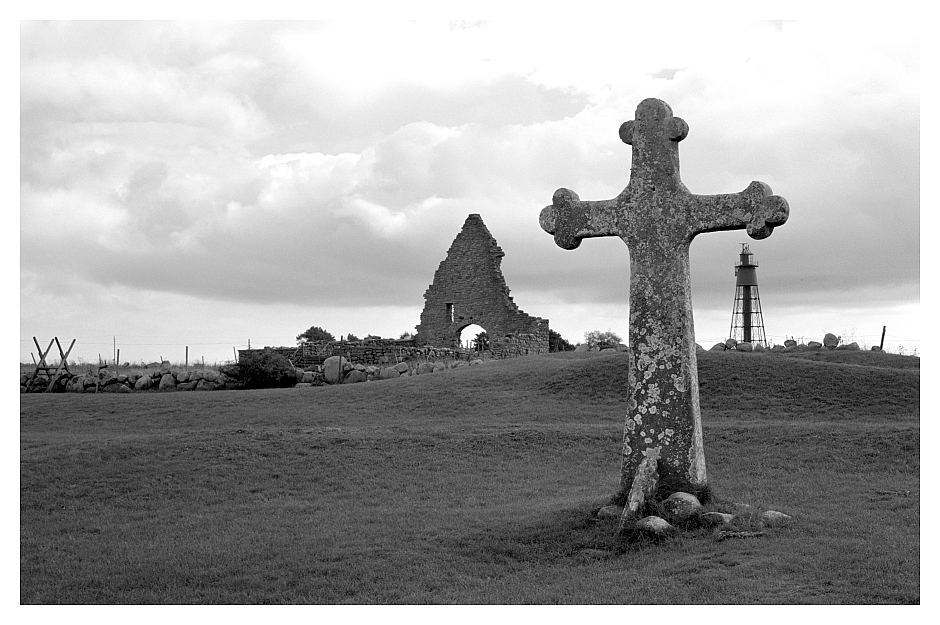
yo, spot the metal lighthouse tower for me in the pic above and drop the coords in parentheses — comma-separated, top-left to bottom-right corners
(729, 243, 769, 348)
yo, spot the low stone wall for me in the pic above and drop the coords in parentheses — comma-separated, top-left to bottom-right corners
(704, 333, 863, 353)
(20, 366, 235, 394)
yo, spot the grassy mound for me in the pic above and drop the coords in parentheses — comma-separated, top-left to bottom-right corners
(20, 350, 919, 603)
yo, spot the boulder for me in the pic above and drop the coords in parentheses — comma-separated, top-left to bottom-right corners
(203, 370, 220, 382)
(101, 382, 131, 393)
(736, 342, 753, 352)
(432, 361, 447, 373)
(379, 367, 400, 380)
(158, 374, 177, 391)
(394, 362, 410, 374)
(635, 515, 674, 537)
(574, 344, 589, 352)
(709, 343, 725, 351)
(323, 356, 350, 384)
(134, 375, 153, 391)
(837, 342, 860, 351)
(660, 492, 703, 524)
(700, 512, 735, 527)
(807, 341, 822, 349)
(760, 510, 792, 527)
(66, 376, 85, 393)
(294, 368, 305, 382)
(177, 381, 198, 391)
(417, 362, 435, 375)
(195, 379, 222, 391)
(100, 373, 119, 387)
(823, 333, 840, 349)
(784, 339, 797, 348)
(294, 382, 312, 388)
(344, 369, 367, 384)
(771, 344, 785, 352)
(753, 343, 765, 352)
(301, 371, 318, 384)
(177, 370, 190, 383)
(724, 338, 737, 349)
(871, 346, 883, 352)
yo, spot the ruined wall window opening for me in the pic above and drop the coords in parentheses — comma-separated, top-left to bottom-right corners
(446, 303, 454, 323)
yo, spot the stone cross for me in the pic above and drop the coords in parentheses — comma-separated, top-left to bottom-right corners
(539, 98, 788, 528)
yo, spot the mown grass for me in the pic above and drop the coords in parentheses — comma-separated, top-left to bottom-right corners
(20, 351, 919, 603)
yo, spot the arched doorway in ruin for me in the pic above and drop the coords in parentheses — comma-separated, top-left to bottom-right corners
(458, 323, 488, 352)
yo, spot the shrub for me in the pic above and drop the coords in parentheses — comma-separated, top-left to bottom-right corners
(233, 350, 298, 389)
(297, 326, 335, 344)
(584, 329, 623, 350)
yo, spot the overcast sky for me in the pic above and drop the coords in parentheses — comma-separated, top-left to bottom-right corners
(19, 19, 921, 364)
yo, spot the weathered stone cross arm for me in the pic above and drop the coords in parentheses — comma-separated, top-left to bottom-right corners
(538, 190, 628, 250)
(687, 181, 789, 241)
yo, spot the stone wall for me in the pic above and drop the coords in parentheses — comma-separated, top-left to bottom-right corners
(414, 214, 549, 352)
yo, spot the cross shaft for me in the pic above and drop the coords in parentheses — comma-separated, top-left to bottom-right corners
(539, 98, 789, 523)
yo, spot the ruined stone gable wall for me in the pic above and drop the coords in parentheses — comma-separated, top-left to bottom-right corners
(414, 214, 549, 352)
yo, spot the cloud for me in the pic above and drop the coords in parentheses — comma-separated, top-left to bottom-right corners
(19, 20, 920, 362)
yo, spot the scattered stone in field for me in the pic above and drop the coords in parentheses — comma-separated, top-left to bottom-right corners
(736, 342, 753, 352)
(771, 344, 785, 352)
(807, 341, 822, 349)
(597, 505, 622, 519)
(134, 376, 153, 391)
(784, 339, 797, 348)
(700, 512, 735, 527)
(378, 367, 400, 380)
(660, 492, 703, 524)
(837, 342, 860, 351)
(760, 510, 792, 526)
(871, 345, 883, 352)
(394, 362, 410, 374)
(417, 362, 435, 375)
(635, 516, 674, 537)
(725, 338, 738, 349)
(344, 369, 367, 383)
(158, 374, 177, 391)
(323, 356, 349, 384)
(823, 333, 840, 348)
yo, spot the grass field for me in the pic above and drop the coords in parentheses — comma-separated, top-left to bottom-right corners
(20, 350, 919, 604)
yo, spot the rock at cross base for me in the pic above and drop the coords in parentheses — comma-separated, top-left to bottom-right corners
(538, 97, 789, 526)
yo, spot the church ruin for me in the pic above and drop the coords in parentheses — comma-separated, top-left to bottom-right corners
(414, 214, 549, 354)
